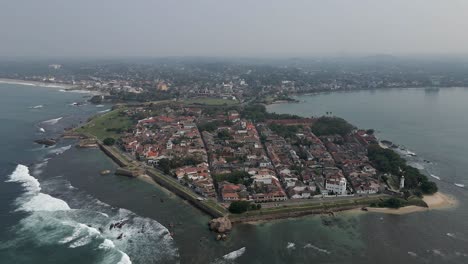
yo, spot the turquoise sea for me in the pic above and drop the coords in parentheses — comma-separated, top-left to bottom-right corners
(1, 84, 467, 263)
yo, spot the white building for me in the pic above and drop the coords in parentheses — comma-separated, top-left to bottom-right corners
(252, 174, 273, 185)
(325, 177, 347, 195)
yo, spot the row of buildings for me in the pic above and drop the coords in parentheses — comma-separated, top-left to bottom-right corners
(117, 106, 383, 206)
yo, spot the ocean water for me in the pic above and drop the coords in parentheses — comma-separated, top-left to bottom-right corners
(1, 83, 468, 264)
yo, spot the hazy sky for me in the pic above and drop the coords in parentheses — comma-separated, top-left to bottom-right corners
(2, 0, 468, 57)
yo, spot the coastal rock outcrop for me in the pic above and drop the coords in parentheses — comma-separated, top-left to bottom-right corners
(209, 216, 232, 233)
(34, 138, 57, 146)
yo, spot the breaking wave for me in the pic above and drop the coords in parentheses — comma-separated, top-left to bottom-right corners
(30, 105, 44, 109)
(303, 243, 331, 254)
(286, 242, 296, 249)
(4, 164, 179, 263)
(48, 145, 71, 155)
(223, 247, 246, 260)
(430, 174, 441, 180)
(42, 117, 63, 125)
(454, 183, 465, 188)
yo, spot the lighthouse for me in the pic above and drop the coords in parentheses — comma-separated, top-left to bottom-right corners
(400, 176, 405, 190)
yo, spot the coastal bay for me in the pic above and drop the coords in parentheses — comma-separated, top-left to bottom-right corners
(2, 83, 468, 264)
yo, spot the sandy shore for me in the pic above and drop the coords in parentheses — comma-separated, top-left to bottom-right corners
(366, 192, 457, 215)
(0, 78, 105, 95)
(0, 78, 75, 90)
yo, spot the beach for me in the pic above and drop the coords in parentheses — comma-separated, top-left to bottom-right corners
(366, 192, 457, 215)
(0, 78, 75, 90)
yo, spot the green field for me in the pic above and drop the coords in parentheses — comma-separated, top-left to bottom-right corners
(75, 108, 134, 140)
(229, 196, 388, 219)
(182, 97, 239, 106)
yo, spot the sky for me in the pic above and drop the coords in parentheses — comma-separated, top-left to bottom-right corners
(1, 0, 468, 58)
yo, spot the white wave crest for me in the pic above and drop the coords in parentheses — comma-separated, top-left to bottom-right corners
(96, 104, 105, 108)
(431, 249, 444, 256)
(99, 239, 116, 250)
(117, 253, 132, 264)
(48, 145, 71, 155)
(303, 243, 331, 254)
(7, 164, 41, 193)
(430, 174, 441, 180)
(19, 192, 70, 212)
(60, 224, 84, 244)
(98, 109, 111, 114)
(5, 165, 177, 264)
(31, 105, 44, 109)
(7, 164, 70, 212)
(454, 183, 465, 188)
(32, 158, 50, 176)
(408, 251, 418, 257)
(223, 247, 246, 260)
(42, 117, 63, 125)
(286, 242, 295, 249)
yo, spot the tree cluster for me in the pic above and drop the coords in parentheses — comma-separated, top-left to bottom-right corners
(310, 116, 354, 136)
(241, 104, 301, 122)
(213, 171, 252, 186)
(367, 144, 438, 194)
(228, 201, 261, 214)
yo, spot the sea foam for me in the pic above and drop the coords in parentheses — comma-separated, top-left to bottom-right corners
(7, 164, 70, 212)
(286, 242, 296, 249)
(19, 192, 71, 212)
(48, 145, 71, 155)
(7, 164, 41, 193)
(223, 247, 246, 260)
(303, 243, 331, 254)
(42, 117, 63, 125)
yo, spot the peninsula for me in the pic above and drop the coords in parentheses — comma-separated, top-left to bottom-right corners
(70, 101, 442, 232)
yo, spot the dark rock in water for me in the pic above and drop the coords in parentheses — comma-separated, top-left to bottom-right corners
(34, 138, 56, 146)
(380, 140, 393, 146)
(321, 216, 334, 226)
(90, 95, 104, 104)
(209, 217, 232, 233)
(98, 227, 104, 233)
(117, 233, 123, 240)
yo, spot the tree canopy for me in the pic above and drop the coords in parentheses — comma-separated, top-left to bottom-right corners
(241, 104, 301, 122)
(214, 171, 252, 185)
(367, 144, 438, 194)
(311, 116, 354, 136)
(228, 201, 251, 214)
(103, 137, 116, 146)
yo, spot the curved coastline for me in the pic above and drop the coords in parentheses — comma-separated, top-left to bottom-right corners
(0, 78, 75, 89)
(365, 192, 458, 215)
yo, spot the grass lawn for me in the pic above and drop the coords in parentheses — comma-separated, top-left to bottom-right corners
(182, 97, 239, 106)
(229, 196, 387, 219)
(75, 108, 134, 140)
